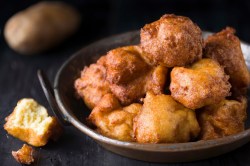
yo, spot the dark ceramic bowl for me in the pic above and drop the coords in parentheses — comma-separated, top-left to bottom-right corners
(38, 31, 250, 163)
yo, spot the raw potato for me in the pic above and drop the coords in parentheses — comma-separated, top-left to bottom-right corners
(4, 1, 81, 55)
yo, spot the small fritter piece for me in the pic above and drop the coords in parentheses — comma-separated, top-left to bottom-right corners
(140, 14, 203, 67)
(12, 144, 35, 165)
(106, 46, 168, 105)
(204, 27, 250, 96)
(88, 94, 142, 141)
(74, 55, 111, 109)
(198, 97, 247, 140)
(4, 99, 62, 147)
(134, 92, 200, 143)
(170, 59, 231, 109)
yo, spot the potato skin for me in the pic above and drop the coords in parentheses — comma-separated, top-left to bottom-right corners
(4, 1, 81, 55)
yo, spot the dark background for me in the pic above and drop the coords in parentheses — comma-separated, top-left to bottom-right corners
(1, 0, 250, 165)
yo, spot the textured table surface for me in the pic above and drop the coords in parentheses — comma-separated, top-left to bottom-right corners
(1, 0, 250, 165)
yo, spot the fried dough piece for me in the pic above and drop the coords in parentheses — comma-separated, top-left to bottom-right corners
(134, 92, 200, 143)
(88, 94, 142, 141)
(204, 27, 250, 96)
(74, 55, 111, 109)
(12, 144, 35, 165)
(198, 97, 247, 140)
(4, 99, 62, 147)
(140, 14, 203, 67)
(106, 46, 168, 105)
(170, 59, 231, 109)
(105, 45, 149, 84)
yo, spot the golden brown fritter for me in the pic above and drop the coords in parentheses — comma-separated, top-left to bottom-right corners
(106, 46, 168, 105)
(134, 92, 200, 143)
(74, 55, 111, 109)
(4, 99, 63, 147)
(198, 97, 247, 140)
(12, 144, 35, 165)
(88, 93, 142, 141)
(74, 14, 249, 143)
(204, 27, 250, 96)
(170, 59, 231, 109)
(140, 14, 203, 67)
(105, 45, 149, 84)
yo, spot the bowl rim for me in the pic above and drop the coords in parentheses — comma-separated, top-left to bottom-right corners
(54, 30, 250, 153)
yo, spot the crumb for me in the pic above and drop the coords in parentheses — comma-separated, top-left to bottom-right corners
(12, 144, 35, 165)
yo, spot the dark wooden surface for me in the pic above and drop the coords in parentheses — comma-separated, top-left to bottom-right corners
(1, 0, 250, 165)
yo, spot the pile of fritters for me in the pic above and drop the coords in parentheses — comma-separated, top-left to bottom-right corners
(74, 14, 250, 143)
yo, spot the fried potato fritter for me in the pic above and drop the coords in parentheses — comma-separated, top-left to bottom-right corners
(204, 27, 250, 96)
(106, 46, 168, 105)
(134, 92, 200, 143)
(74, 14, 249, 144)
(198, 97, 247, 140)
(12, 144, 35, 165)
(170, 59, 231, 109)
(74, 56, 111, 109)
(105, 46, 150, 84)
(88, 94, 142, 141)
(140, 14, 203, 67)
(4, 99, 62, 147)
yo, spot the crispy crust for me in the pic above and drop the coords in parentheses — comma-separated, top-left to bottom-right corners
(134, 92, 200, 143)
(74, 14, 249, 143)
(88, 94, 142, 141)
(140, 14, 203, 67)
(5, 117, 61, 146)
(170, 59, 231, 109)
(198, 97, 247, 140)
(12, 144, 35, 165)
(105, 46, 150, 84)
(74, 55, 111, 109)
(75, 45, 168, 107)
(4, 99, 63, 147)
(204, 27, 250, 96)
(106, 46, 168, 105)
